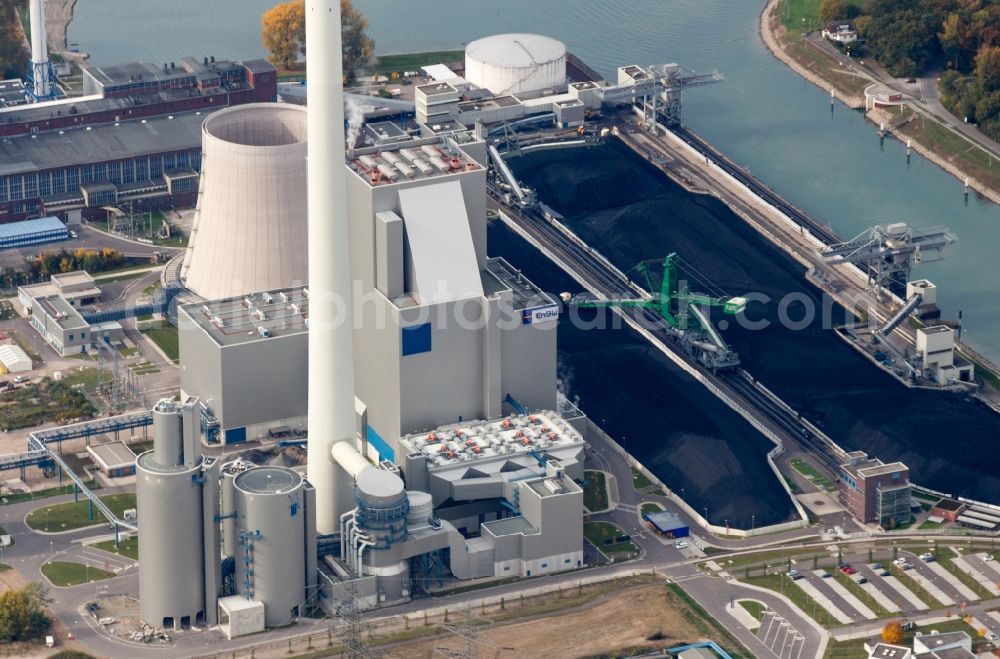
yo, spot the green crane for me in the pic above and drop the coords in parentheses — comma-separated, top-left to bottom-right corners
(560, 253, 747, 370)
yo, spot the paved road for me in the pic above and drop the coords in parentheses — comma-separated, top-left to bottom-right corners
(802, 31, 1000, 158)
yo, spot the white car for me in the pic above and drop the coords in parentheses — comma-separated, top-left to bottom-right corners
(920, 552, 935, 562)
(985, 554, 995, 562)
(673, 540, 688, 550)
(893, 557, 908, 566)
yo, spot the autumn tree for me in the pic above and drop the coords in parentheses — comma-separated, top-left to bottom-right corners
(261, 0, 374, 80)
(261, 0, 305, 70)
(881, 620, 903, 644)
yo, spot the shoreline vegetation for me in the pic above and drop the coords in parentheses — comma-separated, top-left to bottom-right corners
(760, 0, 1000, 207)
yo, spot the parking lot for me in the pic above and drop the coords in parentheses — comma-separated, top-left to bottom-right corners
(756, 609, 806, 659)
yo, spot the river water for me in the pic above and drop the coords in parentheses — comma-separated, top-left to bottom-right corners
(70, 0, 1000, 359)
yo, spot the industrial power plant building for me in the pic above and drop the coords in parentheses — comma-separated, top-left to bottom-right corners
(178, 287, 308, 444)
(138, 4, 588, 634)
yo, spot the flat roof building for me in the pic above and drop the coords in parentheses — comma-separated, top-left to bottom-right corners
(19, 269, 100, 309)
(178, 287, 309, 444)
(0, 216, 68, 249)
(87, 441, 137, 478)
(27, 291, 124, 356)
(838, 451, 911, 528)
(644, 510, 690, 538)
(0, 112, 204, 222)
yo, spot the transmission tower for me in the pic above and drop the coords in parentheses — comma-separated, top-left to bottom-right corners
(336, 579, 377, 659)
(434, 601, 514, 659)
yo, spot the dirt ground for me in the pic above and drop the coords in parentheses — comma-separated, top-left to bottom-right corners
(381, 584, 703, 659)
(0, 565, 90, 658)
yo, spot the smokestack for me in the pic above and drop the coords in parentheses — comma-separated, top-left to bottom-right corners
(305, 0, 357, 534)
(28, 0, 51, 101)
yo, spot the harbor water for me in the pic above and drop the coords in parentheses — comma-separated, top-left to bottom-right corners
(69, 0, 1000, 359)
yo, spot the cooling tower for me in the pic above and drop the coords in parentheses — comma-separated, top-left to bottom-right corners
(182, 103, 308, 300)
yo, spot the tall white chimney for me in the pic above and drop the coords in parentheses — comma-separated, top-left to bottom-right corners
(28, 0, 52, 101)
(305, 0, 358, 534)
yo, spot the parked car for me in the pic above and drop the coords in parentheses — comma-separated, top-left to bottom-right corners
(985, 554, 995, 562)
(840, 565, 857, 575)
(820, 570, 832, 578)
(871, 562, 883, 570)
(920, 553, 935, 562)
(893, 557, 908, 566)
(673, 540, 688, 550)
(879, 569, 891, 577)
(13, 375, 27, 383)
(787, 569, 803, 580)
(852, 574, 868, 584)
(901, 562, 913, 570)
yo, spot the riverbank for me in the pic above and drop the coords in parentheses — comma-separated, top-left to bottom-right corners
(44, 0, 77, 54)
(759, 0, 1000, 206)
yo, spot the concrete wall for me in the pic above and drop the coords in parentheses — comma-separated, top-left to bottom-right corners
(178, 305, 307, 438)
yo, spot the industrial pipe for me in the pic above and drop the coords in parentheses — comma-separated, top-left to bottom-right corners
(331, 441, 372, 479)
(339, 510, 355, 561)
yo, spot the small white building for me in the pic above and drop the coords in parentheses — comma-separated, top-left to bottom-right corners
(217, 595, 265, 639)
(0, 344, 31, 373)
(916, 325, 974, 385)
(822, 21, 858, 44)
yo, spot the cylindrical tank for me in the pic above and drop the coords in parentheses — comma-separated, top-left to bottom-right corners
(406, 491, 433, 527)
(233, 466, 306, 628)
(136, 452, 205, 630)
(152, 404, 182, 467)
(182, 103, 309, 300)
(355, 469, 407, 564)
(465, 34, 566, 95)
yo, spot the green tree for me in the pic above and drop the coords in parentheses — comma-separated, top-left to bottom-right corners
(976, 45, 1000, 92)
(820, 0, 847, 23)
(0, 583, 51, 643)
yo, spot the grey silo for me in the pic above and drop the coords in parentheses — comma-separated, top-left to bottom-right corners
(232, 466, 309, 627)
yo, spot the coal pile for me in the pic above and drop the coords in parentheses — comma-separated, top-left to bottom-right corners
(488, 221, 798, 528)
(510, 139, 1000, 503)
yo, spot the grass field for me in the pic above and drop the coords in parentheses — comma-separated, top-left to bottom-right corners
(789, 458, 837, 491)
(778, 0, 863, 34)
(640, 502, 663, 517)
(583, 521, 638, 559)
(738, 599, 766, 622)
(26, 493, 136, 532)
(631, 467, 654, 490)
(93, 535, 138, 560)
(898, 111, 1000, 195)
(141, 325, 179, 362)
(1, 481, 99, 506)
(583, 470, 608, 512)
(367, 50, 464, 75)
(41, 560, 114, 587)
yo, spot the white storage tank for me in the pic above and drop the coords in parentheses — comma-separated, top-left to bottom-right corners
(465, 34, 566, 95)
(233, 466, 308, 628)
(406, 490, 433, 527)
